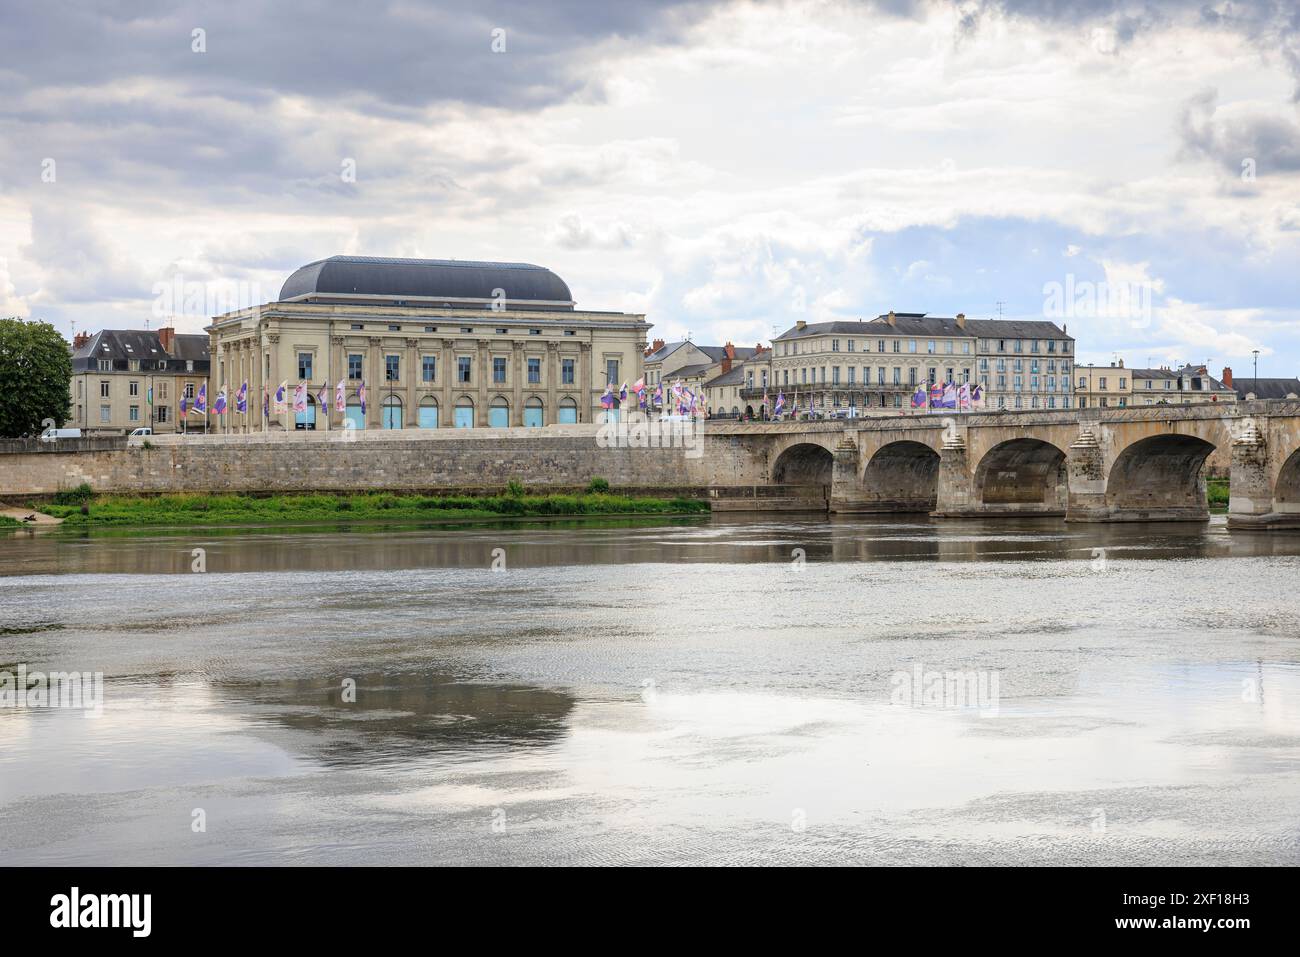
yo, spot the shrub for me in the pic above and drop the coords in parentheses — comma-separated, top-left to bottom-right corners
(335, 498, 353, 511)
(52, 483, 94, 506)
(586, 477, 610, 494)
(505, 479, 525, 498)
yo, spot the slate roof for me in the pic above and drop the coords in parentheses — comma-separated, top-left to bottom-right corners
(279, 256, 574, 308)
(774, 314, 1071, 341)
(1235, 377, 1300, 400)
(71, 329, 210, 374)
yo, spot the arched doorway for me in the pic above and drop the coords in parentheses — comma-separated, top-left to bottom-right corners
(861, 441, 941, 511)
(974, 438, 1068, 513)
(489, 397, 510, 429)
(295, 394, 317, 430)
(344, 395, 366, 430)
(418, 397, 439, 429)
(558, 397, 578, 424)
(524, 397, 544, 428)
(455, 397, 475, 429)
(382, 395, 402, 430)
(772, 442, 834, 486)
(1106, 433, 1217, 520)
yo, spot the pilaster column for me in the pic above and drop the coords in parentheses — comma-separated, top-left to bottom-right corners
(367, 337, 382, 430)
(405, 337, 419, 427)
(439, 338, 452, 427)
(476, 338, 489, 427)
(512, 341, 525, 427)
(545, 341, 559, 426)
(579, 342, 592, 424)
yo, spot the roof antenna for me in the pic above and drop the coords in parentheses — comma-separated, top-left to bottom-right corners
(995, 300, 1005, 320)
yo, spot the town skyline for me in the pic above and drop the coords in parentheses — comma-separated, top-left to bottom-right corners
(1, 1, 1298, 378)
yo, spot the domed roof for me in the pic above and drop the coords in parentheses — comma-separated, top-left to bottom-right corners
(279, 256, 574, 308)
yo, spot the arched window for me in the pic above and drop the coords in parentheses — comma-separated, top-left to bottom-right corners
(455, 397, 474, 429)
(418, 396, 439, 429)
(489, 397, 510, 429)
(524, 397, 544, 428)
(382, 395, 402, 429)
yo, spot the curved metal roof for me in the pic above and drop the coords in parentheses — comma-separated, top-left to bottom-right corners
(279, 256, 574, 307)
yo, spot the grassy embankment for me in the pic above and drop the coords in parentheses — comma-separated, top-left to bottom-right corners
(29, 480, 708, 528)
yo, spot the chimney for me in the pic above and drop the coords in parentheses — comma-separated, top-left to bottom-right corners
(887, 311, 896, 327)
(158, 325, 176, 354)
(724, 341, 735, 359)
(955, 312, 966, 329)
(755, 342, 765, 354)
(646, 338, 664, 357)
(1221, 366, 1233, 389)
(72, 331, 89, 349)
(796, 319, 807, 330)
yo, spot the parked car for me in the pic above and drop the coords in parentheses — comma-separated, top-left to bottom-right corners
(128, 427, 153, 436)
(39, 427, 82, 442)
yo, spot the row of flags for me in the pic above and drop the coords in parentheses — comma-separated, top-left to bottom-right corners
(910, 381, 984, 411)
(173, 376, 983, 421)
(178, 381, 369, 419)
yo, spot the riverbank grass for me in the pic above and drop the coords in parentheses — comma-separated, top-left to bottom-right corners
(38, 487, 708, 528)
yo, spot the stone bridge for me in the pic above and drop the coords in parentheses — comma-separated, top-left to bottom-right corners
(701, 400, 1300, 530)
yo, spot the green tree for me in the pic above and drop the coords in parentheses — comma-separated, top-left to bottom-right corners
(0, 318, 73, 437)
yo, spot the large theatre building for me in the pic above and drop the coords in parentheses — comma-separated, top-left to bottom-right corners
(207, 256, 650, 430)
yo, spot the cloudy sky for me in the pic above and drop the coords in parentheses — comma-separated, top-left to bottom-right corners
(2, 0, 1298, 378)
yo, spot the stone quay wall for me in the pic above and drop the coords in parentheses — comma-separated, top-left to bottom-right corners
(0, 426, 713, 497)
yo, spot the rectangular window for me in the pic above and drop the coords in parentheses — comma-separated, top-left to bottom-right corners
(893, 367, 901, 385)
(494, 357, 507, 383)
(847, 340, 855, 353)
(606, 359, 619, 385)
(908, 340, 917, 353)
(908, 367, 917, 386)
(157, 405, 169, 423)
(847, 367, 855, 384)
(348, 354, 363, 380)
(97, 359, 112, 372)
(927, 340, 935, 354)
(562, 358, 575, 384)
(422, 356, 436, 382)
(100, 380, 110, 398)
(458, 357, 472, 383)
(528, 358, 541, 384)
(129, 405, 139, 422)
(832, 339, 839, 352)
(129, 381, 139, 396)
(99, 404, 111, 423)
(298, 352, 313, 379)
(385, 355, 400, 381)
(832, 366, 841, 385)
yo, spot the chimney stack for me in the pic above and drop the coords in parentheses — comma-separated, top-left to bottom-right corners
(72, 331, 89, 349)
(1221, 366, 1233, 389)
(796, 319, 807, 331)
(158, 326, 176, 354)
(887, 311, 896, 327)
(955, 312, 966, 329)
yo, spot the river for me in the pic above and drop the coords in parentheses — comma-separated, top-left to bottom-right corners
(1, 514, 1298, 865)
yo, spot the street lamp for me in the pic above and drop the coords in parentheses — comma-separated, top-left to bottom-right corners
(1253, 349, 1260, 400)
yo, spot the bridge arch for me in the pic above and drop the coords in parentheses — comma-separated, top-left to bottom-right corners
(973, 438, 1068, 513)
(860, 440, 941, 511)
(772, 442, 834, 486)
(1106, 433, 1216, 520)
(1272, 446, 1300, 515)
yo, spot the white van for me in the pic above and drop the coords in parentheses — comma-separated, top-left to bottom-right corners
(40, 427, 82, 442)
(128, 427, 153, 436)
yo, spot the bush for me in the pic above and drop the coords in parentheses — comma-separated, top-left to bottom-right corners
(52, 483, 94, 506)
(505, 479, 525, 498)
(335, 498, 353, 511)
(586, 477, 610, 494)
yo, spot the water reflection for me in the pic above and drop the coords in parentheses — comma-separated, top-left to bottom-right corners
(4, 514, 1300, 576)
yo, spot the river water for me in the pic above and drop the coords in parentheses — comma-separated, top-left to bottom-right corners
(1, 515, 1298, 866)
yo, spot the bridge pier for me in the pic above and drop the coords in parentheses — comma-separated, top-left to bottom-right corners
(1065, 420, 1111, 522)
(1226, 419, 1292, 530)
(828, 435, 862, 513)
(930, 432, 974, 517)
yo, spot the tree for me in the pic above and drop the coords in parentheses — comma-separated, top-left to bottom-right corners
(0, 318, 73, 437)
